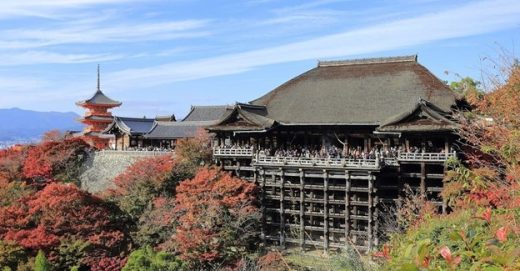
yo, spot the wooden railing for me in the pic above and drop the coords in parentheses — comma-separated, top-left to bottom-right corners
(99, 150, 172, 156)
(212, 147, 456, 166)
(213, 147, 254, 157)
(397, 152, 455, 162)
(254, 156, 380, 169)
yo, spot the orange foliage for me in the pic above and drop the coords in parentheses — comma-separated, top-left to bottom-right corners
(0, 183, 131, 268)
(111, 155, 175, 196)
(172, 167, 259, 266)
(22, 137, 90, 184)
(257, 251, 290, 271)
(449, 64, 520, 209)
(174, 128, 212, 169)
(0, 146, 27, 183)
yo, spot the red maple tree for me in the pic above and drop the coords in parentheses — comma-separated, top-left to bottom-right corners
(172, 167, 259, 266)
(0, 183, 131, 269)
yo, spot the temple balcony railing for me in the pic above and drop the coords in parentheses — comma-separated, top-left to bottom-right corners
(397, 152, 456, 162)
(213, 147, 254, 158)
(98, 149, 173, 157)
(253, 156, 380, 169)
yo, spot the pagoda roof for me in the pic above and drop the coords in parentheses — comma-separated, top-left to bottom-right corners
(248, 55, 457, 125)
(79, 115, 114, 122)
(76, 90, 122, 107)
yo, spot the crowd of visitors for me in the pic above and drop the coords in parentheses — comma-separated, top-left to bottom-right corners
(219, 143, 449, 160)
(110, 146, 174, 152)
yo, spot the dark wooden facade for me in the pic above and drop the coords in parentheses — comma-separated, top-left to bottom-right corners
(208, 56, 460, 252)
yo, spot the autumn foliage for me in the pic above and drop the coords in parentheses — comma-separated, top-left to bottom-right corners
(172, 167, 260, 267)
(381, 61, 520, 270)
(22, 137, 90, 185)
(174, 128, 213, 173)
(0, 183, 131, 270)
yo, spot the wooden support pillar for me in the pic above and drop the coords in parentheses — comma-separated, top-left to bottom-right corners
(442, 163, 448, 214)
(299, 169, 305, 249)
(374, 208, 379, 247)
(420, 162, 426, 196)
(323, 169, 329, 251)
(345, 170, 351, 245)
(279, 169, 285, 248)
(397, 165, 403, 210)
(368, 173, 374, 251)
(260, 168, 266, 245)
(444, 137, 450, 154)
(352, 192, 358, 244)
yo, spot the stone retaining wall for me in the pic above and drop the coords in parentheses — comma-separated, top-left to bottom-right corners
(79, 151, 172, 193)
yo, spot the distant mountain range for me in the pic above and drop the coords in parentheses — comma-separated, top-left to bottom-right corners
(0, 108, 83, 142)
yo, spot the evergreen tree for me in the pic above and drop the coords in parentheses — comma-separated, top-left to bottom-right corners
(34, 250, 51, 271)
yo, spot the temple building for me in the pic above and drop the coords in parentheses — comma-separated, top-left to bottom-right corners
(100, 105, 231, 150)
(103, 117, 156, 150)
(76, 66, 121, 147)
(209, 55, 461, 252)
(143, 105, 233, 149)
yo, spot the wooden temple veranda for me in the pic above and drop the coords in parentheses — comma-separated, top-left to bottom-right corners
(208, 56, 461, 252)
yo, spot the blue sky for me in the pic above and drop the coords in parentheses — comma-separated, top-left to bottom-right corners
(0, 0, 519, 118)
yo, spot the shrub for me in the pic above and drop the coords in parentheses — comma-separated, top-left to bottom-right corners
(108, 155, 176, 220)
(122, 246, 186, 271)
(0, 241, 27, 270)
(174, 129, 212, 174)
(134, 197, 177, 248)
(34, 250, 51, 271)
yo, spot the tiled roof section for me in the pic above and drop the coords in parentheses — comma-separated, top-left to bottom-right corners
(250, 55, 457, 125)
(377, 98, 457, 132)
(208, 103, 276, 132)
(76, 90, 122, 107)
(155, 114, 176, 121)
(104, 116, 156, 135)
(144, 121, 216, 139)
(182, 105, 233, 121)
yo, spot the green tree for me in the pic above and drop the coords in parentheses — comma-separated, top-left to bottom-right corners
(122, 246, 186, 271)
(34, 250, 51, 271)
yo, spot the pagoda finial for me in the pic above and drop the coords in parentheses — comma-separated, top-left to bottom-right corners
(97, 64, 101, 92)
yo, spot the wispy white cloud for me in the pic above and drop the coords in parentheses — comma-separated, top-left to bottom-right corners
(0, 20, 210, 50)
(0, 51, 124, 66)
(0, 0, 142, 19)
(106, 0, 520, 89)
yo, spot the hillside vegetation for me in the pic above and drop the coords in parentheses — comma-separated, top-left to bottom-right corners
(0, 63, 518, 270)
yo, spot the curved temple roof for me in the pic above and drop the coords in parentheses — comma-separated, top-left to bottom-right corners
(104, 116, 156, 135)
(249, 55, 457, 125)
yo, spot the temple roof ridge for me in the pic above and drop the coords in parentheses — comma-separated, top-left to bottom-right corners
(318, 55, 417, 67)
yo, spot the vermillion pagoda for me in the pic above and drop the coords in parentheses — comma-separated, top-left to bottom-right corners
(76, 65, 121, 148)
